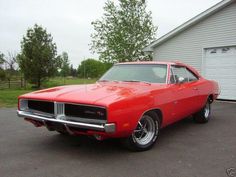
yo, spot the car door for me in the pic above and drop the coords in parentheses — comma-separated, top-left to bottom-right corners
(185, 67, 203, 111)
(169, 65, 199, 121)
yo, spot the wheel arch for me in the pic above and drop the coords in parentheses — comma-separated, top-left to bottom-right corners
(208, 94, 214, 103)
(142, 108, 163, 127)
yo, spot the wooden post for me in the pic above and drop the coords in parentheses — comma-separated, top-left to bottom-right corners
(8, 78, 10, 88)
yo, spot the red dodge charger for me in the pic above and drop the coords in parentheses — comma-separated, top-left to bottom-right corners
(17, 61, 220, 151)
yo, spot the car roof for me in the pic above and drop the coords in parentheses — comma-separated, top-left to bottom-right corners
(116, 60, 184, 65)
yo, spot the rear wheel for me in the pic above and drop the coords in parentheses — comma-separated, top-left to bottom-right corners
(123, 112, 160, 151)
(193, 100, 211, 123)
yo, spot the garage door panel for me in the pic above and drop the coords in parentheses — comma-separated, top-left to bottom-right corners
(204, 46, 236, 100)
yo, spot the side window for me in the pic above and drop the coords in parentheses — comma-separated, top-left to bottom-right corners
(171, 66, 189, 83)
(186, 69, 198, 82)
(170, 65, 199, 83)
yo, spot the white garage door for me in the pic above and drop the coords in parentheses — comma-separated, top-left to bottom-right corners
(204, 46, 236, 100)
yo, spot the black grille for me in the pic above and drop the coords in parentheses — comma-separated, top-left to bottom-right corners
(28, 100, 54, 114)
(65, 104, 106, 120)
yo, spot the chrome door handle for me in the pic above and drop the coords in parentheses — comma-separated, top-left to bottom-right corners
(193, 87, 198, 90)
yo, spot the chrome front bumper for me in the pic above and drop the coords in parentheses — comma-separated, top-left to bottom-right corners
(17, 110, 116, 133)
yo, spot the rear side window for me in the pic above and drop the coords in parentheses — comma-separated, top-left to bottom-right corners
(170, 65, 198, 83)
(186, 68, 198, 82)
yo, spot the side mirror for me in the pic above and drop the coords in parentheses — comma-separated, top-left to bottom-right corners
(178, 77, 185, 84)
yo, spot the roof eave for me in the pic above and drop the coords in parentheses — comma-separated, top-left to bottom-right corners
(146, 0, 234, 49)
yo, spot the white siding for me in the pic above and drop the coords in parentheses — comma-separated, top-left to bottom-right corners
(153, 2, 236, 73)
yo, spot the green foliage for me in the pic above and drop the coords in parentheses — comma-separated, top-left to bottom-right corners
(0, 69, 6, 80)
(69, 64, 77, 77)
(78, 59, 110, 78)
(0, 52, 5, 67)
(0, 52, 6, 80)
(58, 52, 70, 77)
(90, 0, 157, 63)
(17, 24, 60, 88)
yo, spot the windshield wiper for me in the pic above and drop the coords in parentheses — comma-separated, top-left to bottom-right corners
(122, 80, 151, 85)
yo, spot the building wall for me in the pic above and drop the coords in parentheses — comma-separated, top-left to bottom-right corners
(153, 2, 236, 72)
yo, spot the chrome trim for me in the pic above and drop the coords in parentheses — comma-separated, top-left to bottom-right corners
(66, 116, 106, 124)
(55, 102, 65, 120)
(17, 110, 115, 133)
(18, 99, 107, 123)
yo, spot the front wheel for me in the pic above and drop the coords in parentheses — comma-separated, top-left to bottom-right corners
(123, 112, 160, 151)
(193, 101, 211, 123)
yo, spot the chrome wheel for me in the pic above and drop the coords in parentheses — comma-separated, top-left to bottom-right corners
(193, 99, 211, 123)
(123, 111, 160, 151)
(132, 115, 157, 146)
(204, 102, 210, 118)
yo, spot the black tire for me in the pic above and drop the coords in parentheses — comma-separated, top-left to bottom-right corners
(193, 100, 211, 123)
(123, 111, 160, 151)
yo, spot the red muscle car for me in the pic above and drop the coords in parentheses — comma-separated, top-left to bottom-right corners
(17, 61, 220, 151)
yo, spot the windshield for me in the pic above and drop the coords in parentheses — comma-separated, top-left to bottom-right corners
(99, 64, 167, 83)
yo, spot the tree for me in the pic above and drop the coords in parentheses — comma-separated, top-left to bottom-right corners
(69, 64, 77, 77)
(78, 59, 107, 78)
(0, 52, 5, 80)
(17, 24, 59, 88)
(4, 52, 17, 71)
(90, 0, 157, 63)
(4, 52, 19, 78)
(0, 52, 5, 69)
(59, 52, 70, 77)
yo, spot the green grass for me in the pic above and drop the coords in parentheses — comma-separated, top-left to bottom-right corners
(0, 77, 97, 108)
(43, 77, 97, 88)
(0, 89, 32, 108)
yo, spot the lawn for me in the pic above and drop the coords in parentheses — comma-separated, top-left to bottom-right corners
(0, 77, 97, 108)
(42, 77, 97, 87)
(0, 89, 32, 108)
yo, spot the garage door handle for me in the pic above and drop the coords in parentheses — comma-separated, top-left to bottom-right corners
(193, 87, 198, 90)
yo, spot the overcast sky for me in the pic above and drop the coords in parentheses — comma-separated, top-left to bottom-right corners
(0, 0, 221, 67)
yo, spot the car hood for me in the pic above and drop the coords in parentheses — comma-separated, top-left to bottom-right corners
(19, 82, 166, 106)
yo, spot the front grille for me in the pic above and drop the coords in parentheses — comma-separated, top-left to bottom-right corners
(56, 103, 64, 115)
(25, 100, 106, 121)
(65, 104, 107, 120)
(28, 100, 54, 114)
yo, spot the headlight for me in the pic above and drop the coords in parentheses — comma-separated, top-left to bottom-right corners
(19, 99, 28, 111)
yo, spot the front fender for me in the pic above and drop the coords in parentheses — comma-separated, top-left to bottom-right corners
(107, 94, 154, 137)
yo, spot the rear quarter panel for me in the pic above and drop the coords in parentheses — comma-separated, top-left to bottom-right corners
(197, 78, 220, 107)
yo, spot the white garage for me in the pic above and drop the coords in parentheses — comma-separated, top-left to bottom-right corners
(144, 0, 236, 100)
(204, 46, 236, 100)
